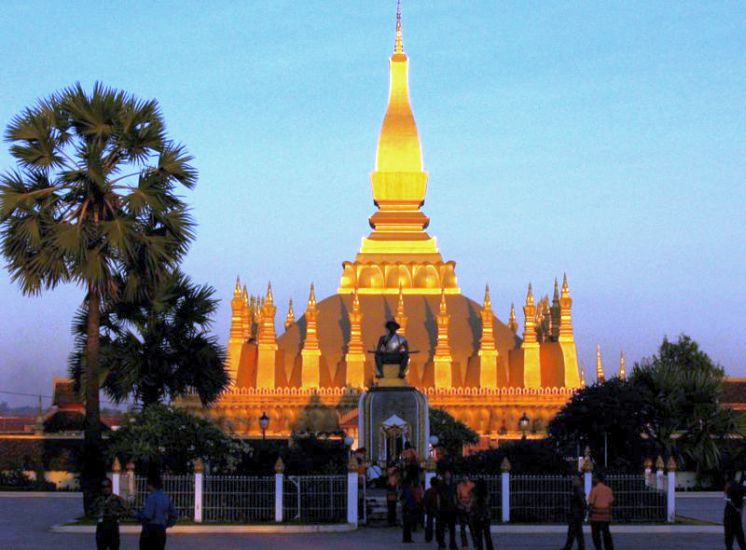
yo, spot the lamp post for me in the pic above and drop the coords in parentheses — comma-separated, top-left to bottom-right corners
(519, 412, 530, 440)
(344, 435, 354, 462)
(429, 435, 439, 459)
(259, 412, 270, 441)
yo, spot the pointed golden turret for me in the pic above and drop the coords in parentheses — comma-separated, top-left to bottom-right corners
(596, 345, 605, 383)
(301, 283, 321, 389)
(227, 276, 247, 384)
(478, 285, 500, 388)
(395, 283, 408, 336)
(579, 367, 587, 386)
(345, 287, 366, 388)
(284, 299, 295, 330)
(508, 303, 518, 334)
(618, 351, 626, 380)
(522, 283, 541, 388)
(433, 288, 452, 388)
(550, 278, 560, 341)
(241, 285, 251, 340)
(556, 273, 582, 389)
(559, 274, 574, 342)
(256, 282, 277, 389)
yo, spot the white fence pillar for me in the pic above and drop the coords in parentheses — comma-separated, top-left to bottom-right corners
(194, 459, 204, 523)
(111, 458, 121, 496)
(500, 457, 511, 523)
(666, 457, 677, 523)
(275, 458, 285, 523)
(583, 471, 592, 500)
(347, 457, 359, 526)
(125, 461, 136, 503)
(655, 456, 665, 491)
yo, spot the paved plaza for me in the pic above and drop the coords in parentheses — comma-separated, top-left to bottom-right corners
(0, 494, 726, 549)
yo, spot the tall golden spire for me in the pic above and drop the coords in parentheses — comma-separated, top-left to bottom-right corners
(478, 284, 499, 388)
(301, 283, 321, 389)
(522, 283, 541, 388)
(284, 299, 295, 330)
(434, 288, 452, 388)
(596, 345, 605, 383)
(558, 274, 574, 342)
(618, 351, 626, 380)
(396, 283, 408, 336)
(241, 285, 251, 339)
(256, 282, 277, 389)
(345, 287, 366, 388)
(522, 283, 537, 344)
(394, 0, 404, 54)
(227, 275, 246, 384)
(508, 303, 518, 334)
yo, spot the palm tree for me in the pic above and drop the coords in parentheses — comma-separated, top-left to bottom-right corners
(70, 270, 229, 408)
(0, 83, 196, 512)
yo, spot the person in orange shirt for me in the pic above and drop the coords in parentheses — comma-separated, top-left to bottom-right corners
(456, 473, 476, 549)
(587, 473, 614, 550)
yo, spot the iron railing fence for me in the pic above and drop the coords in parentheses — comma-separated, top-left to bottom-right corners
(202, 475, 275, 523)
(472, 475, 502, 522)
(606, 474, 666, 523)
(283, 475, 347, 523)
(133, 475, 194, 521)
(510, 474, 573, 523)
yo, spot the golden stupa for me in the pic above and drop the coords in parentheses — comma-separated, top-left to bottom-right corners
(183, 6, 583, 447)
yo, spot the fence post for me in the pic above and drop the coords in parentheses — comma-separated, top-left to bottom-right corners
(666, 457, 677, 523)
(125, 461, 136, 503)
(111, 458, 121, 496)
(193, 459, 204, 523)
(274, 458, 285, 523)
(347, 455, 359, 526)
(643, 457, 653, 487)
(582, 447, 593, 500)
(655, 456, 665, 491)
(500, 457, 510, 523)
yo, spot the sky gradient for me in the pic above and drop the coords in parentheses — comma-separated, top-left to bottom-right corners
(1, 1, 744, 406)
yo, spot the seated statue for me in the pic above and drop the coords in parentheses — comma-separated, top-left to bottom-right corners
(375, 320, 409, 378)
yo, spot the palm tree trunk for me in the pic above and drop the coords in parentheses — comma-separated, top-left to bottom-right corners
(82, 286, 104, 516)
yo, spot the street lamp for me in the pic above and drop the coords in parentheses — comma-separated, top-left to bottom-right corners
(344, 435, 354, 462)
(519, 412, 530, 440)
(259, 412, 270, 441)
(429, 434, 439, 459)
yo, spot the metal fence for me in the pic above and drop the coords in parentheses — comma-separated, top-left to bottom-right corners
(133, 475, 194, 521)
(510, 474, 573, 523)
(202, 475, 275, 523)
(606, 474, 666, 523)
(283, 475, 347, 523)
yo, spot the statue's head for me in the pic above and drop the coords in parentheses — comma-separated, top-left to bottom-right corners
(385, 319, 400, 332)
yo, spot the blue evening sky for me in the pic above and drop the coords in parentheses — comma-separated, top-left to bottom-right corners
(1, 1, 744, 406)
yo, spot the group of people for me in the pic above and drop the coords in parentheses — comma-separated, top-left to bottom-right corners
(563, 473, 615, 550)
(93, 472, 177, 550)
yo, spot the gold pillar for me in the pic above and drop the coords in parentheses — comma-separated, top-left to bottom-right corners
(256, 282, 277, 389)
(301, 283, 321, 389)
(522, 283, 541, 389)
(478, 285, 499, 389)
(284, 299, 295, 330)
(557, 274, 581, 388)
(395, 284, 408, 336)
(345, 288, 366, 388)
(434, 289, 452, 389)
(227, 276, 246, 385)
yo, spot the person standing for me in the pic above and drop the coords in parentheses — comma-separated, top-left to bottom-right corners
(136, 473, 178, 550)
(724, 479, 746, 550)
(469, 479, 493, 550)
(400, 477, 421, 543)
(424, 477, 440, 543)
(562, 475, 586, 550)
(587, 473, 614, 550)
(456, 473, 475, 548)
(436, 469, 458, 550)
(93, 478, 129, 550)
(386, 462, 400, 526)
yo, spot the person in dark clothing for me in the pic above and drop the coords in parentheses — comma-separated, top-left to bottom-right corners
(470, 479, 493, 550)
(386, 462, 400, 526)
(724, 479, 746, 550)
(136, 474, 177, 550)
(563, 475, 586, 550)
(424, 477, 440, 543)
(436, 470, 458, 550)
(93, 478, 129, 550)
(400, 478, 420, 543)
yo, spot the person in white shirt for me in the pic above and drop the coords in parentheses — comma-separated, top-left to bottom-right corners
(375, 320, 410, 378)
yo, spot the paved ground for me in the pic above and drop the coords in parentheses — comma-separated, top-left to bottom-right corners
(677, 493, 723, 524)
(0, 495, 727, 549)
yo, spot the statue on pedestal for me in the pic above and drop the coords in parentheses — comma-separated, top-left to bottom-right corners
(374, 320, 410, 379)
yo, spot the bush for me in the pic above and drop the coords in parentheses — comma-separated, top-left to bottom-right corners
(456, 439, 572, 475)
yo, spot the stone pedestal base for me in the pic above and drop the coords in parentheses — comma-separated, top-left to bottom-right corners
(358, 385, 429, 466)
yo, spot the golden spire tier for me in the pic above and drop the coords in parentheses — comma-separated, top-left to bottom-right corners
(338, 2, 459, 296)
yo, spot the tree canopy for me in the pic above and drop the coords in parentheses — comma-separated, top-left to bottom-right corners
(429, 408, 479, 457)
